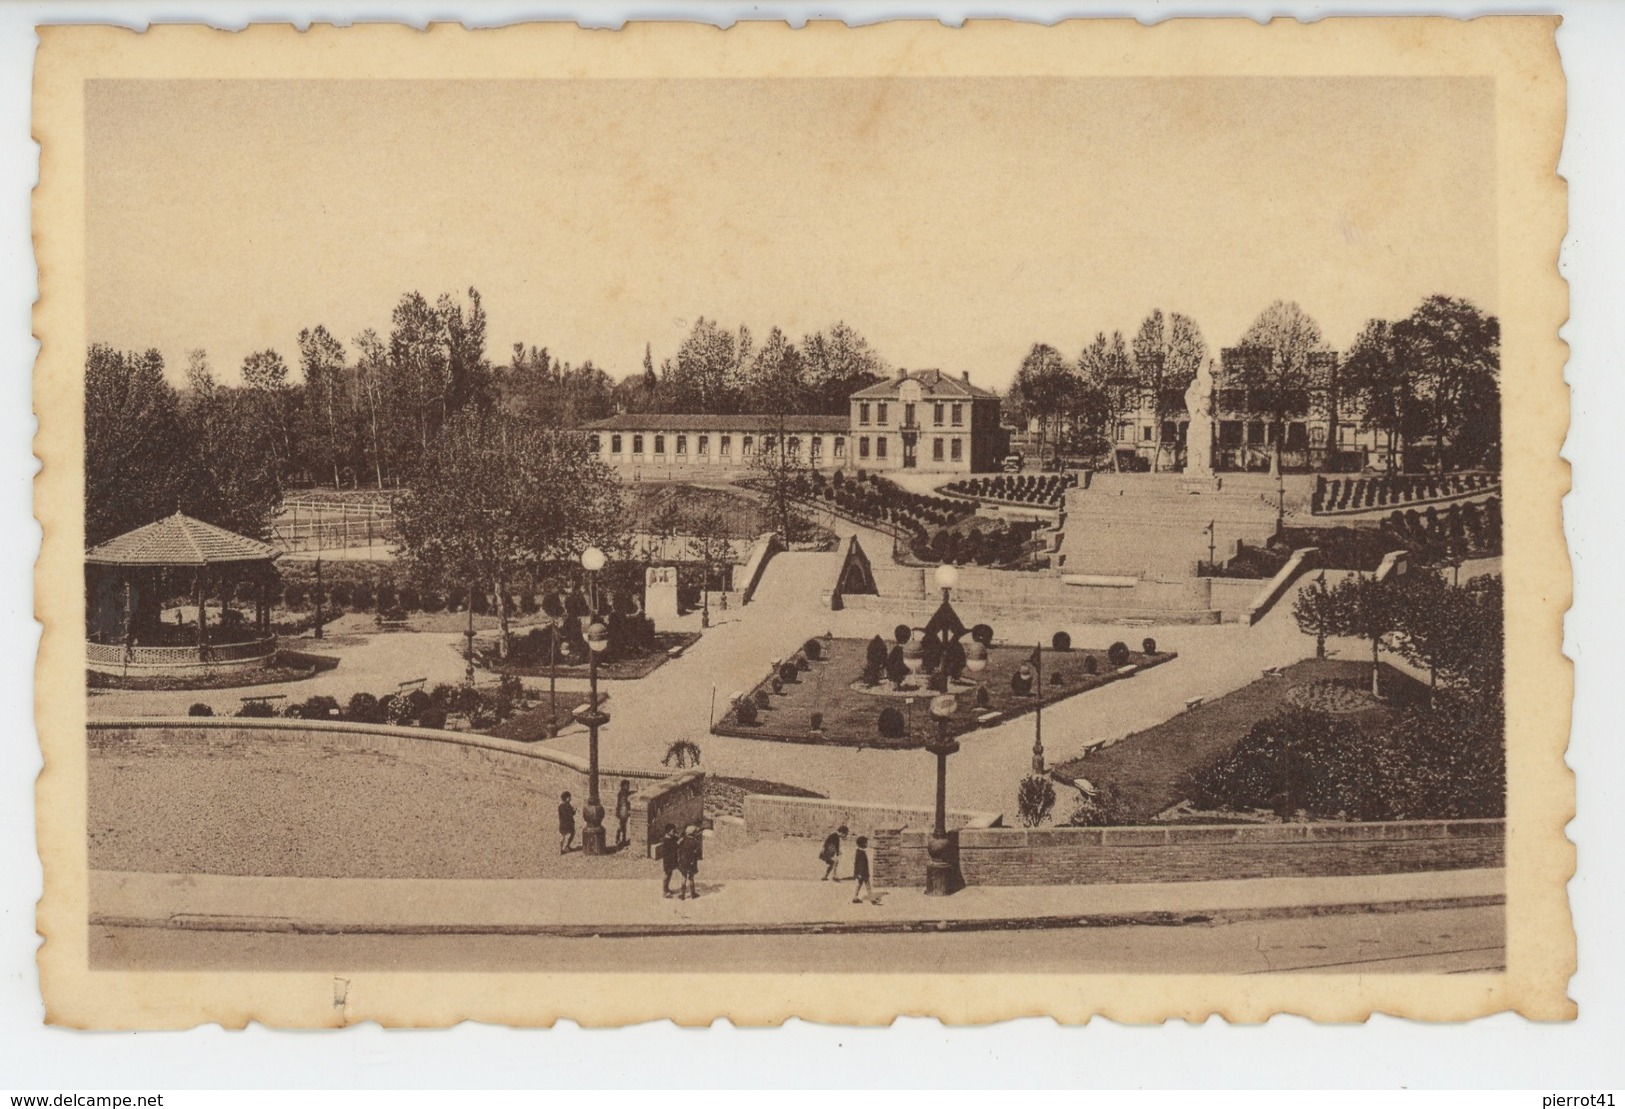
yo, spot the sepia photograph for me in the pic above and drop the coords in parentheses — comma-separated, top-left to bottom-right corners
(30, 16, 1572, 1029)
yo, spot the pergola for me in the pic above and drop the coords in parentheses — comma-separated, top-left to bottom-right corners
(85, 512, 280, 675)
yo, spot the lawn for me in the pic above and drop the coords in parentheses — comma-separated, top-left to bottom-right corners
(627, 481, 838, 546)
(1050, 658, 1429, 822)
(478, 631, 702, 681)
(712, 636, 1174, 749)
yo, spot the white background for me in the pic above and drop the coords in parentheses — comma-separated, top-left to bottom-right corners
(0, 0, 1618, 1091)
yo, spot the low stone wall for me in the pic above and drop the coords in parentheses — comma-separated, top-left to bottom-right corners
(631, 770, 706, 857)
(873, 819, 1503, 888)
(89, 718, 670, 787)
(743, 794, 1000, 841)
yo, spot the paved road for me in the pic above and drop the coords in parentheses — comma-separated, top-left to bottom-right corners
(90, 904, 1504, 975)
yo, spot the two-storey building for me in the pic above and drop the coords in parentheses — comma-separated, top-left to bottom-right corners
(847, 369, 1006, 474)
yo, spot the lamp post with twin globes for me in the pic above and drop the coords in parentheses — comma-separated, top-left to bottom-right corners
(577, 545, 612, 856)
(924, 692, 961, 896)
(934, 562, 958, 605)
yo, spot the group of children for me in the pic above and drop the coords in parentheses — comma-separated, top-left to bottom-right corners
(556, 781, 638, 855)
(819, 825, 874, 903)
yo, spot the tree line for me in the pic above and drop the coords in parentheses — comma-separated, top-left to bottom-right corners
(1005, 295, 1500, 473)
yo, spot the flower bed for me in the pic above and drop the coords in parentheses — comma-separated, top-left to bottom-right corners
(712, 635, 1174, 749)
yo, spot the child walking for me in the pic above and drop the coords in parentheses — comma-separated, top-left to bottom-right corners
(557, 791, 576, 854)
(851, 835, 872, 904)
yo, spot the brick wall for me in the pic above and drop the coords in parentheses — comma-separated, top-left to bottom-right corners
(631, 771, 706, 858)
(874, 819, 1503, 887)
(743, 794, 999, 841)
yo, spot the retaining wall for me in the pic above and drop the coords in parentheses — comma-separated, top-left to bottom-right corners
(873, 819, 1503, 888)
(743, 794, 1000, 841)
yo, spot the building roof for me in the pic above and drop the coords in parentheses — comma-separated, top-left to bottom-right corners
(850, 368, 999, 401)
(584, 413, 850, 433)
(85, 512, 279, 568)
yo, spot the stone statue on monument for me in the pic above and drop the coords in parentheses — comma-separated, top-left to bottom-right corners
(1183, 358, 1216, 479)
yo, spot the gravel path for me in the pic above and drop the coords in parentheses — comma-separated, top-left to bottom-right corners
(88, 729, 660, 880)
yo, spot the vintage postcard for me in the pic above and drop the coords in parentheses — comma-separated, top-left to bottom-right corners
(33, 18, 1572, 1028)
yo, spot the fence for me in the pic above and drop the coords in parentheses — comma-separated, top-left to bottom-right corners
(272, 499, 395, 553)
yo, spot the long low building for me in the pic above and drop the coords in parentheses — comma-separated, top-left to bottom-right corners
(584, 413, 852, 472)
(585, 368, 1010, 475)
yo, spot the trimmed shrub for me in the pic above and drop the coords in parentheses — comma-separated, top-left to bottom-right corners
(346, 692, 382, 724)
(375, 582, 398, 611)
(420, 590, 445, 614)
(810, 711, 824, 731)
(1083, 655, 1098, 675)
(943, 639, 967, 680)
(885, 644, 909, 687)
(398, 585, 421, 611)
(794, 653, 810, 673)
(1011, 667, 1033, 696)
(754, 688, 772, 709)
(894, 623, 912, 645)
(283, 584, 308, 609)
(971, 623, 995, 645)
(779, 662, 799, 683)
(499, 672, 525, 701)
(771, 676, 784, 694)
(187, 702, 213, 717)
(1063, 782, 1128, 827)
(736, 699, 759, 726)
(877, 706, 907, 739)
(861, 659, 884, 687)
(1016, 774, 1057, 828)
(803, 638, 823, 662)
(299, 695, 341, 721)
(417, 706, 449, 730)
(1052, 630, 1072, 651)
(1107, 641, 1131, 668)
(382, 695, 414, 726)
(866, 635, 890, 670)
(329, 582, 354, 609)
(1142, 637, 1158, 655)
(975, 685, 991, 709)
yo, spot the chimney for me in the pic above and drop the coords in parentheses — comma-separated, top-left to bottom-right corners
(896, 367, 909, 382)
(961, 370, 970, 383)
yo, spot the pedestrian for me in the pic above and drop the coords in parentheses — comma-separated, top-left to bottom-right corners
(819, 825, 848, 880)
(557, 790, 576, 854)
(677, 823, 703, 900)
(658, 823, 680, 898)
(851, 835, 872, 904)
(614, 780, 633, 848)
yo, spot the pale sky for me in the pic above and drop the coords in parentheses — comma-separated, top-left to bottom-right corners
(85, 76, 1495, 390)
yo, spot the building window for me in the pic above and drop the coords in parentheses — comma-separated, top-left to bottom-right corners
(588, 434, 601, 453)
(1338, 423, 1356, 446)
(675, 434, 687, 455)
(932, 437, 944, 462)
(611, 434, 623, 455)
(903, 403, 916, 428)
(1286, 422, 1308, 450)
(877, 402, 889, 425)
(811, 435, 822, 459)
(951, 403, 963, 427)
(632, 434, 645, 455)
(1141, 425, 1154, 443)
(834, 436, 846, 459)
(1218, 421, 1242, 448)
(951, 437, 963, 462)
(859, 436, 870, 459)
(721, 434, 732, 456)
(788, 436, 801, 457)
(1247, 421, 1266, 445)
(876, 437, 888, 460)
(1116, 421, 1132, 443)
(859, 402, 871, 426)
(743, 434, 754, 456)
(698, 434, 709, 456)
(934, 402, 945, 426)
(654, 434, 667, 455)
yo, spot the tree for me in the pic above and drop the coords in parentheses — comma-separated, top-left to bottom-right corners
(240, 348, 296, 479)
(84, 345, 188, 545)
(392, 409, 625, 657)
(1237, 300, 1327, 475)
(1009, 344, 1072, 467)
(297, 325, 348, 488)
(753, 411, 812, 544)
(671, 318, 747, 413)
(1291, 571, 1341, 660)
(1326, 573, 1403, 696)
(388, 290, 450, 454)
(1131, 309, 1207, 472)
(1078, 330, 1134, 469)
(178, 356, 281, 540)
(1016, 774, 1057, 827)
(801, 321, 890, 413)
(1393, 295, 1500, 471)
(1340, 318, 1412, 471)
(352, 329, 392, 488)
(743, 326, 809, 414)
(683, 507, 732, 620)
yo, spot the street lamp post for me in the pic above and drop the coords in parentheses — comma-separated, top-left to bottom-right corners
(463, 585, 476, 687)
(1275, 466, 1286, 534)
(934, 562, 958, 605)
(1206, 520, 1217, 574)
(312, 555, 324, 640)
(578, 546, 611, 856)
(924, 692, 961, 896)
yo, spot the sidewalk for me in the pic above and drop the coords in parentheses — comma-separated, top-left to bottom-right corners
(91, 867, 1504, 937)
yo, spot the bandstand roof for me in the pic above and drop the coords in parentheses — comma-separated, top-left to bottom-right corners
(85, 512, 279, 568)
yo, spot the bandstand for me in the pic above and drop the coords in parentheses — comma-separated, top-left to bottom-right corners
(85, 512, 280, 677)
